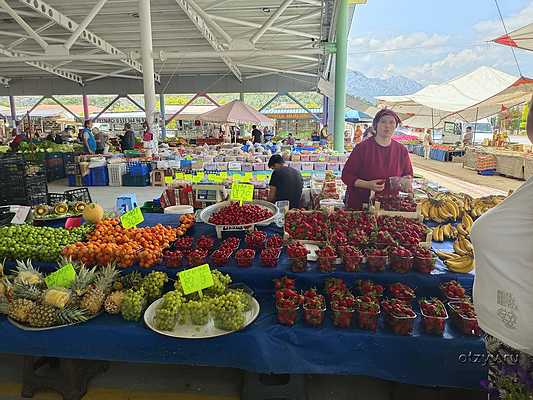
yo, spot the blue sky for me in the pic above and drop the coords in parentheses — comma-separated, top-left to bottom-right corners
(348, 0, 533, 84)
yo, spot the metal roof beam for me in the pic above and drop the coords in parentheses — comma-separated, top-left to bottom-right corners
(7, 21, 54, 49)
(16, 0, 160, 83)
(251, 0, 295, 45)
(0, 47, 83, 84)
(64, 0, 108, 50)
(0, 0, 48, 49)
(174, 0, 242, 81)
(237, 63, 316, 77)
(208, 14, 319, 39)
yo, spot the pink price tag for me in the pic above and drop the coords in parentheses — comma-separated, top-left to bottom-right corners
(65, 217, 82, 229)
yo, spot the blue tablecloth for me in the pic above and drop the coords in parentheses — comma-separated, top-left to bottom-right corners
(0, 213, 485, 389)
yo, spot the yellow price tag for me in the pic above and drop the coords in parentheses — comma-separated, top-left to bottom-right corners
(164, 176, 173, 184)
(244, 172, 253, 178)
(233, 175, 242, 182)
(230, 182, 254, 205)
(184, 174, 193, 182)
(220, 172, 228, 179)
(213, 176, 224, 183)
(302, 172, 311, 177)
(45, 263, 76, 289)
(197, 172, 205, 179)
(192, 175, 202, 183)
(241, 175, 251, 182)
(175, 172, 185, 180)
(208, 174, 217, 182)
(257, 175, 267, 181)
(178, 264, 214, 295)
(120, 207, 144, 229)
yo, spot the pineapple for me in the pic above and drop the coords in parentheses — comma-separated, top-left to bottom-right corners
(12, 282, 42, 302)
(14, 260, 43, 286)
(104, 291, 125, 314)
(80, 264, 119, 315)
(55, 306, 88, 326)
(8, 299, 35, 323)
(27, 303, 57, 328)
(116, 271, 143, 291)
(43, 288, 71, 309)
(68, 265, 97, 307)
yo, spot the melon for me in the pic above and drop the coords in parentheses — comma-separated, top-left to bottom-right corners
(83, 203, 104, 224)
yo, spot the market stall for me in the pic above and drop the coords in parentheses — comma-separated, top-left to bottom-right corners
(0, 212, 484, 390)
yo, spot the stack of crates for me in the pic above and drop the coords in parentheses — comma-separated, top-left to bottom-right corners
(88, 165, 109, 186)
(476, 154, 497, 176)
(123, 161, 151, 186)
(44, 152, 66, 182)
(0, 154, 48, 206)
(108, 163, 127, 186)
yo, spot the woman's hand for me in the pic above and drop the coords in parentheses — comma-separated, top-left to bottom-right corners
(362, 179, 385, 192)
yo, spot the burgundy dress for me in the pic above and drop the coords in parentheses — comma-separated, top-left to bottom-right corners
(341, 137, 413, 210)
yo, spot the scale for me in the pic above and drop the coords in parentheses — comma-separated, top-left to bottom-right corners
(192, 184, 226, 209)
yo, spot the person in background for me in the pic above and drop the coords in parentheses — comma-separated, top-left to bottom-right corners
(354, 125, 363, 144)
(362, 124, 374, 141)
(286, 133, 295, 146)
(9, 128, 27, 152)
(423, 129, 433, 160)
(120, 123, 136, 151)
(311, 130, 320, 142)
(94, 127, 107, 154)
(252, 125, 262, 144)
(471, 94, 533, 400)
(267, 154, 303, 209)
(463, 126, 473, 146)
(263, 127, 274, 142)
(341, 109, 413, 210)
(82, 119, 96, 154)
(320, 124, 329, 146)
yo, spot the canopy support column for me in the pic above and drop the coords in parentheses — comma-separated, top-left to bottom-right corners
(160, 92, 166, 139)
(139, 0, 159, 149)
(9, 95, 16, 131)
(82, 94, 89, 121)
(333, 0, 348, 152)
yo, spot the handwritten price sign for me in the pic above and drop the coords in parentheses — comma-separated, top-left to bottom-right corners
(230, 182, 254, 206)
(45, 263, 76, 288)
(178, 264, 214, 295)
(120, 207, 144, 229)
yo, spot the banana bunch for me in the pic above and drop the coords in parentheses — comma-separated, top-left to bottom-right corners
(470, 196, 503, 218)
(420, 198, 461, 223)
(435, 233, 475, 273)
(432, 223, 458, 242)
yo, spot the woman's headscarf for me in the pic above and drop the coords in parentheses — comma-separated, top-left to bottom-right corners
(372, 109, 401, 132)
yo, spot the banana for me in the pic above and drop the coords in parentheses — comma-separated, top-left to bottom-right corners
(435, 250, 461, 260)
(450, 226, 458, 239)
(438, 225, 445, 242)
(453, 240, 469, 256)
(420, 200, 431, 219)
(460, 237, 474, 255)
(438, 204, 453, 221)
(432, 227, 439, 242)
(443, 224, 452, 240)
(445, 256, 475, 273)
(456, 223, 470, 237)
(444, 200, 459, 220)
(462, 214, 474, 231)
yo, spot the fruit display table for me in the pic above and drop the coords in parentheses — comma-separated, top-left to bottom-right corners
(0, 214, 485, 390)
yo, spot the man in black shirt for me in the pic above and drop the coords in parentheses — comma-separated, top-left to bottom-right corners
(251, 125, 262, 144)
(267, 154, 303, 209)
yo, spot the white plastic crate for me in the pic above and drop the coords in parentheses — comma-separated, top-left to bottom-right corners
(228, 162, 242, 171)
(215, 162, 228, 171)
(253, 162, 267, 171)
(108, 163, 127, 186)
(241, 163, 253, 172)
(327, 163, 341, 171)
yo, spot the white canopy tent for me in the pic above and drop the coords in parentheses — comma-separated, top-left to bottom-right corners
(377, 66, 533, 128)
(493, 23, 533, 52)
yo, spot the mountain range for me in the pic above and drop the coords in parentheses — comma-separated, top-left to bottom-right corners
(347, 70, 423, 103)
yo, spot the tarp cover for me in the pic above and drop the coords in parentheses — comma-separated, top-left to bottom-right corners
(378, 66, 533, 128)
(199, 100, 274, 126)
(494, 23, 533, 52)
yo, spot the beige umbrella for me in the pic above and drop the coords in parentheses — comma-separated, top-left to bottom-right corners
(199, 100, 274, 126)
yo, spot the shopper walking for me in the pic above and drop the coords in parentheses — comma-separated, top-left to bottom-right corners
(471, 95, 533, 400)
(423, 129, 432, 160)
(341, 109, 413, 210)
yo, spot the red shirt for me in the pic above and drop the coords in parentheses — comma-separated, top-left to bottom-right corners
(341, 137, 413, 210)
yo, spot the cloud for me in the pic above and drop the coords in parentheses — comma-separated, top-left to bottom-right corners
(349, 32, 450, 53)
(474, 0, 533, 39)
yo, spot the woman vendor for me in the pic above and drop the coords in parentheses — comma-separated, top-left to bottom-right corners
(341, 109, 413, 210)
